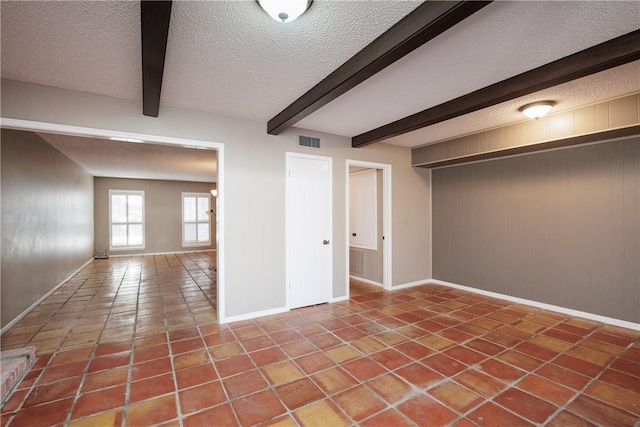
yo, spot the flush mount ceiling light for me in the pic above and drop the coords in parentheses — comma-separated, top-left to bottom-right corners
(519, 101, 555, 120)
(257, 0, 313, 23)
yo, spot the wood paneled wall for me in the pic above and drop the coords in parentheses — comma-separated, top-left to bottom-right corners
(432, 138, 639, 323)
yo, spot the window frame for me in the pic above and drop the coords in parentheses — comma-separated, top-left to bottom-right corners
(182, 192, 212, 248)
(108, 190, 146, 251)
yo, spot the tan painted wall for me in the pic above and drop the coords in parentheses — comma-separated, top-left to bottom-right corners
(94, 177, 216, 255)
(1, 129, 94, 327)
(1, 79, 432, 319)
(432, 137, 640, 323)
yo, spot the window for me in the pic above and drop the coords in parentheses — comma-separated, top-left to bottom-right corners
(182, 193, 211, 247)
(109, 190, 145, 250)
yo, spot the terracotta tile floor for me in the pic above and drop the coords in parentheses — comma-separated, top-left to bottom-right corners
(2, 252, 640, 426)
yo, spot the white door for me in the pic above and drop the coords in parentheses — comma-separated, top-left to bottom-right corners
(286, 152, 332, 309)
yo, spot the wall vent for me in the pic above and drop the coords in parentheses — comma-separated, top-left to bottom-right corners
(349, 248, 365, 276)
(298, 135, 320, 149)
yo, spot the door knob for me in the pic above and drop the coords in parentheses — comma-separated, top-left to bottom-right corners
(323, 240, 330, 245)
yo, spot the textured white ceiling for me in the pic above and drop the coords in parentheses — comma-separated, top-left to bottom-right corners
(2, 0, 638, 151)
(1, 0, 421, 121)
(296, 0, 640, 139)
(161, 0, 421, 121)
(384, 60, 640, 148)
(1, 1, 141, 101)
(39, 133, 217, 183)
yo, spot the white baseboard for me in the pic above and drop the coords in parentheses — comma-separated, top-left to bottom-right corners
(220, 306, 289, 324)
(331, 295, 349, 303)
(349, 275, 383, 288)
(429, 279, 640, 332)
(1, 257, 94, 335)
(108, 249, 216, 258)
(390, 279, 430, 290)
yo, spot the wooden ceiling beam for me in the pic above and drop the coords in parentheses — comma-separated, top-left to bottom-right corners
(353, 29, 640, 147)
(141, 0, 172, 117)
(267, 1, 492, 135)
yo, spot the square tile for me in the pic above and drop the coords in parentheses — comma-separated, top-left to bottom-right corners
(369, 348, 412, 370)
(478, 359, 525, 382)
(173, 349, 210, 370)
(9, 398, 74, 427)
(129, 373, 175, 403)
(367, 373, 412, 404)
(395, 363, 443, 389)
(232, 389, 286, 426)
(428, 380, 483, 413)
(324, 344, 362, 364)
(342, 357, 386, 382)
(395, 341, 433, 360)
(333, 385, 387, 422)
(567, 395, 638, 426)
(210, 342, 244, 360)
(23, 376, 82, 407)
(293, 399, 349, 427)
(275, 377, 325, 410)
(125, 394, 178, 426)
(584, 380, 640, 415)
(183, 403, 238, 427)
(71, 385, 126, 419)
(454, 369, 507, 398)
(281, 339, 317, 357)
(312, 367, 358, 395)
(494, 388, 557, 424)
(175, 363, 217, 390)
(517, 374, 575, 406)
(37, 360, 87, 384)
(398, 395, 458, 426)
(467, 402, 534, 427)
(179, 381, 227, 415)
(295, 352, 336, 375)
(132, 357, 173, 381)
(425, 351, 471, 379)
(262, 360, 305, 386)
(350, 337, 386, 354)
(222, 369, 268, 399)
(250, 347, 288, 367)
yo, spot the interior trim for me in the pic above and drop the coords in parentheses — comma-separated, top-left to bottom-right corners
(429, 279, 640, 331)
(353, 29, 640, 147)
(267, 1, 492, 135)
(141, 0, 172, 117)
(414, 125, 640, 169)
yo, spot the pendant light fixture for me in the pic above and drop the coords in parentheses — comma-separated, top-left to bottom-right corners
(519, 101, 555, 120)
(257, 0, 313, 23)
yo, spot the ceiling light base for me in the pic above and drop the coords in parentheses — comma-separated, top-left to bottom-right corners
(519, 101, 555, 120)
(257, 0, 313, 23)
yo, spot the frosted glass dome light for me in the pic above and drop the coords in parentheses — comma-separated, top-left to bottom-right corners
(519, 101, 555, 120)
(257, 0, 313, 23)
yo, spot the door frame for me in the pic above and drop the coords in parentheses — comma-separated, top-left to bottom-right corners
(0, 118, 227, 321)
(346, 160, 392, 292)
(285, 151, 333, 309)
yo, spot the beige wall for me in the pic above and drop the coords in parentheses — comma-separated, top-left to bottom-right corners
(1, 79, 432, 320)
(1, 129, 94, 327)
(432, 137, 640, 323)
(94, 177, 216, 255)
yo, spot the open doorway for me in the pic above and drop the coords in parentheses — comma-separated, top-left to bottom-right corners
(1, 119, 225, 331)
(346, 160, 391, 298)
